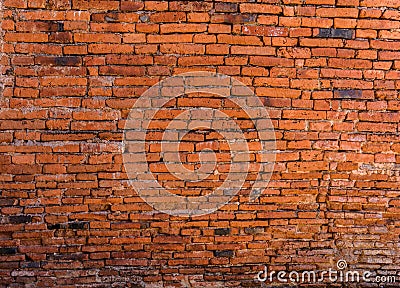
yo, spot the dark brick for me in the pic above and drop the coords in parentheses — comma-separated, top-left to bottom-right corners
(35, 56, 81, 66)
(214, 228, 230, 236)
(47, 223, 63, 230)
(215, 3, 238, 13)
(55, 56, 81, 66)
(318, 28, 354, 39)
(0, 247, 17, 255)
(244, 227, 264, 235)
(9, 215, 32, 224)
(48, 253, 87, 260)
(223, 14, 256, 24)
(68, 221, 89, 230)
(49, 32, 73, 43)
(21, 262, 41, 268)
(0, 199, 15, 206)
(334, 89, 363, 99)
(57, 22, 64, 32)
(214, 250, 234, 258)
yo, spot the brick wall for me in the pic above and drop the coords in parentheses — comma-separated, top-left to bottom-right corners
(1, 0, 400, 287)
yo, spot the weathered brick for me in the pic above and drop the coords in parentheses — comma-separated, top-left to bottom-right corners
(35, 56, 81, 66)
(334, 89, 363, 99)
(214, 228, 230, 236)
(215, 14, 256, 24)
(213, 250, 234, 257)
(318, 28, 354, 39)
(215, 3, 237, 13)
(68, 222, 89, 230)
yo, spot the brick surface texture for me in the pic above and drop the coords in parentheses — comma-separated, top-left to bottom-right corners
(1, 0, 400, 287)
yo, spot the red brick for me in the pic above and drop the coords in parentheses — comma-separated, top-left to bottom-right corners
(2, 1, 399, 285)
(150, 12, 186, 23)
(160, 23, 207, 34)
(240, 3, 282, 14)
(160, 44, 205, 55)
(316, 8, 359, 18)
(217, 34, 263, 46)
